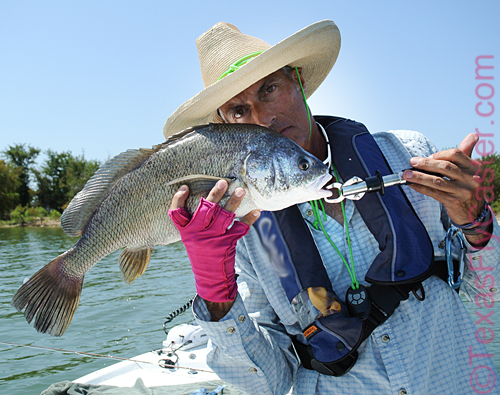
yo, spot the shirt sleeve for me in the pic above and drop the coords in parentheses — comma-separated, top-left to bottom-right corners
(386, 129, 500, 302)
(192, 240, 299, 395)
(460, 216, 500, 302)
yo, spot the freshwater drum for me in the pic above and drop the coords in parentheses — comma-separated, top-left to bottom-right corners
(11, 123, 332, 337)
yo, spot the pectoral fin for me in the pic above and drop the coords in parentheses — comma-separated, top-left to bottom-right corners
(167, 175, 232, 195)
(119, 246, 154, 285)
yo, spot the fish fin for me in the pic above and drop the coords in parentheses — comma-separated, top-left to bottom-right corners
(11, 252, 83, 337)
(163, 126, 197, 145)
(61, 125, 208, 237)
(119, 246, 154, 285)
(167, 175, 232, 195)
(61, 148, 162, 237)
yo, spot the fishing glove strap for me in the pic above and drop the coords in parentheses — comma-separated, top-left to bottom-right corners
(169, 198, 250, 303)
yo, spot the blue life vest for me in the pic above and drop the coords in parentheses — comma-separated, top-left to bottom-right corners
(253, 116, 436, 376)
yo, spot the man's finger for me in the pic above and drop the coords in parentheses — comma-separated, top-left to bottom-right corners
(458, 133, 479, 158)
(206, 179, 228, 203)
(240, 210, 261, 227)
(223, 187, 245, 213)
(170, 185, 189, 210)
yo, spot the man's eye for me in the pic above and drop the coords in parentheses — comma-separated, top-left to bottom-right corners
(266, 85, 276, 94)
(233, 108, 244, 119)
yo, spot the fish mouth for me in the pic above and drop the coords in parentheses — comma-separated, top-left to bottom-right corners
(308, 173, 333, 198)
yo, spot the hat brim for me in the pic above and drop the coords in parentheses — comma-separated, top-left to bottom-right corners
(163, 20, 341, 139)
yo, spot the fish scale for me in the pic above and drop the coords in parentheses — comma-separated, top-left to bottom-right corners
(11, 123, 332, 336)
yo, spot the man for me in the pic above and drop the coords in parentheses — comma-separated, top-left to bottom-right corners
(165, 21, 500, 394)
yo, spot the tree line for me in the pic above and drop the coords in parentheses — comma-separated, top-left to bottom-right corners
(0, 143, 101, 222)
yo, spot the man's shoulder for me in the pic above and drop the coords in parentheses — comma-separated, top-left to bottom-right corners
(372, 129, 438, 158)
(318, 115, 438, 158)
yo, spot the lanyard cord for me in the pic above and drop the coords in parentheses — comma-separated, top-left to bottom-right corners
(295, 67, 312, 142)
(310, 164, 359, 290)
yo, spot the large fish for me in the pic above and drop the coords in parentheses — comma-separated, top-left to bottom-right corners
(12, 123, 332, 336)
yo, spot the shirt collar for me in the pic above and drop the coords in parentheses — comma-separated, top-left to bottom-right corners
(316, 122, 331, 169)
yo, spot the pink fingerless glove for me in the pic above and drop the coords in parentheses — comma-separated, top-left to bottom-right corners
(168, 198, 250, 303)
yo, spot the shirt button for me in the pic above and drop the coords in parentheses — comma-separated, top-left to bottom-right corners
(382, 334, 390, 343)
(249, 367, 258, 373)
(490, 288, 498, 292)
(398, 389, 407, 395)
(226, 327, 235, 334)
(238, 315, 246, 323)
(306, 209, 314, 217)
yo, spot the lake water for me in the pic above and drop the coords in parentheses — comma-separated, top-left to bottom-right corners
(0, 226, 196, 395)
(1, 227, 499, 394)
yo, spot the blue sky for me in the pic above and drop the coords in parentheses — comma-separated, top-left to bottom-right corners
(1, 1, 498, 165)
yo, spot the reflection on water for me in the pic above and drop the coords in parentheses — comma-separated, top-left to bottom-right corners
(0, 227, 498, 394)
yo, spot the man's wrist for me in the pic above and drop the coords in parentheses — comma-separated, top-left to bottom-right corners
(450, 200, 490, 229)
(460, 205, 494, 248)
(205, 299, 236, 321)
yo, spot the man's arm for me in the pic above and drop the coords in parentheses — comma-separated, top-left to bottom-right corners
(169, 181, 298, 394)
(402, 133, 492, 248)
(191, 238, 299, 395)
(393, 130, 500, 301)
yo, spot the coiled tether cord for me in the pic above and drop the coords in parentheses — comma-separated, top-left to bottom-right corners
(163, 295, 196, 334)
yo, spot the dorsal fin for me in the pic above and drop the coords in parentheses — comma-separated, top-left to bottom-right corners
(60, 126, 200, 237)
(163, 126, 197, 144)
(61, 147, 160, 237)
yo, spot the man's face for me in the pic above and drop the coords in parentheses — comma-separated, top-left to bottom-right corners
(218, 68, 312, 151)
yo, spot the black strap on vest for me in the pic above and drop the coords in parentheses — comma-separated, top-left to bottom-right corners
(316, 116, 435, 285)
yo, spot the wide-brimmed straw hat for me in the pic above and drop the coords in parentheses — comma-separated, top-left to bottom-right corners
(163, 20, 341, 139)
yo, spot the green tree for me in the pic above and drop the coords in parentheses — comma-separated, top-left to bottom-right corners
(64, 153, 101, 202)
(0, 160, 22, 218)
(34, 150, 100, 212)
(49, 209, 61, 221)
(34, 206, 48, 225)
(10, 205, 30, 225)
(477, 153, 500, 213)
(34, 150, 72, 212)
(2, 144, 40, 206)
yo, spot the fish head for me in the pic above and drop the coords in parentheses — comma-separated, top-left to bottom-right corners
(242, 136, 333, 211)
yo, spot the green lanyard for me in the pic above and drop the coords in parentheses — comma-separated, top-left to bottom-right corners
(310, 165, 359, 290)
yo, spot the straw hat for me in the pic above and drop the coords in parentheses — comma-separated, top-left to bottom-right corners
(163, 20, 341, 139)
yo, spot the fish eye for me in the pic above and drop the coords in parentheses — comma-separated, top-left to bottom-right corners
(298, 157, 310, 171)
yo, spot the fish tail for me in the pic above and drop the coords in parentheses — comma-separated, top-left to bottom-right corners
(11, 252, 83, 337)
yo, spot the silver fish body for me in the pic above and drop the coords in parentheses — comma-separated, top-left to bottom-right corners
(11, 123, 332, 336)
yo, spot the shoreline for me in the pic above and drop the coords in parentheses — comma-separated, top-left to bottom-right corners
(0, 218, 61, 228)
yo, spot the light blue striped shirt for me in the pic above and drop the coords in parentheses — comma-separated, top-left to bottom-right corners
(193, 129, 500, 395)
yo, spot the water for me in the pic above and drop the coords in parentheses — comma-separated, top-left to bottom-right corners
(1, 227, 499, 394)
(0, 227, 196, 395)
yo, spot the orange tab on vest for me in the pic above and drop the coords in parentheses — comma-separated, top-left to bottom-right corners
(304, 325, 320, 339)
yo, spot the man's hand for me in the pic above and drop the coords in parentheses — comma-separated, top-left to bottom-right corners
(169, 180, 260, 321)
(170, 179, 260, 227)
(403, 133, 492, 247)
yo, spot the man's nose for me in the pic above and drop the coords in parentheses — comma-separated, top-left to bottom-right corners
(251, 106, 276, 129)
